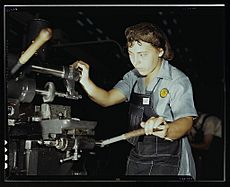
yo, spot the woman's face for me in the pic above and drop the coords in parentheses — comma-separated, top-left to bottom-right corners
(128, 40, 163, 76)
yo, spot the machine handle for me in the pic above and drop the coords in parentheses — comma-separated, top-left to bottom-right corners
(124, 127, 172, 141)
(11, 28, 52, 75)
(123, 128, 145, 139)
(19, 28, 52, 64)
(98, 126, 172, 147)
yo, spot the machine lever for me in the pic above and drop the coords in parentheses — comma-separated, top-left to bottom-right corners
(98, 125, 172, 147)
(60, 156, 73, 163)
(11, 28, 52, 75)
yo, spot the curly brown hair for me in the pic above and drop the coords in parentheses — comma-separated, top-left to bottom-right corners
(125, 22, 174, 61)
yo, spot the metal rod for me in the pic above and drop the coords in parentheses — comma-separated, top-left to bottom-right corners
(60, 156, 73, 163)
(100, 134, 125, 147)
(25, 140, 32, 175)
(32, 65, 64, 78)
(35, 89, 69, 98)
(99, 126, 172, 147)
(35, 89, 48, 96)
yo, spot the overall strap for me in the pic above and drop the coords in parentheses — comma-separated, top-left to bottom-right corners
(131, 79, 138, 94)
(146, 78, 161, 95)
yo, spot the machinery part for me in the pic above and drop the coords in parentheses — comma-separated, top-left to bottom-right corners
(35, 81, 82, 102)
(7, 77, 80, 103)
(7, 99, 20, 119)
(55, 138, 75, 151)
(40, 103, 51, 119)
(38, 136, 96, 151)
(7, 78, 36, 103)
(97, 125, 172, 147)
(26, 19, 50, 62)
(31, 65, 64, 78)
(63, 66, 80, 82)
(46, 104, 71, 120)
(63, 66, 79, 97)
(11, 27, 53, 75)
(78, 137, 96, 150)
(8, 106, 15, 117)
(37, 118, 97, 164)
(54, 138, 68, 151)
(31, 65, 80, 82)
(25, 140, 32, 175)
(42, 82, 55, 102)
(72, 138, 79, 161)
(38, 136, 95, 164)
(63, 78, 81, 100)
(60, 156, 73, 163)
(59, 138, 80, 163)
(40, 118, 97, 140)
(32, 65, 82, 100)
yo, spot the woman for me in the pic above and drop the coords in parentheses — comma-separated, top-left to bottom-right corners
(72, 22, 197, 179)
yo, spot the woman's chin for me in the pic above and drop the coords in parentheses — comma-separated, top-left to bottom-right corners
(138, 70, 147, 76)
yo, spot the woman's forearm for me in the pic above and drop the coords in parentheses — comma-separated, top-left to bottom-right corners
(166, 116, 193, 140)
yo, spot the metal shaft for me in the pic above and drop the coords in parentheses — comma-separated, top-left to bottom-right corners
(35, 89, 68, 98)
(32, 65, 64, 78)
(60, 156, 73, 163)
(98, 126, 172, 147)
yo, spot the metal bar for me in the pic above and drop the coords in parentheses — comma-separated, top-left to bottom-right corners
(100, 134, 125, 147)
(32, 65, 64, 78)
(35, 89, 48, 96)
(99, 126, 172, 147)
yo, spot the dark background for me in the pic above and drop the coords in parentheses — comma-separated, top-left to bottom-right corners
(4, 4, 227, 180)
(5, 5, 225, 118)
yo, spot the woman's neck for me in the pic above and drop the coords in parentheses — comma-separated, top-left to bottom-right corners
(144, 59, 163, 87)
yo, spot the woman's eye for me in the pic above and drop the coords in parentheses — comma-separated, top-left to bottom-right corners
(140, 53, 147, 57)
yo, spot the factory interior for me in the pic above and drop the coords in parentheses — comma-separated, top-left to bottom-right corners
(3, 4, 226, 181)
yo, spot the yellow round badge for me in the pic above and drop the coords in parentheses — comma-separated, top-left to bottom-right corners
(160, 88, 169, 98)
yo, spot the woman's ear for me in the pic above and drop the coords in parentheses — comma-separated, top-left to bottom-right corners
(158, 48, 164, 57)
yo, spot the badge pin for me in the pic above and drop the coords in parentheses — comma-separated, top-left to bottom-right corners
(143, 97, 150, 105)
(160, 88, 169, 98)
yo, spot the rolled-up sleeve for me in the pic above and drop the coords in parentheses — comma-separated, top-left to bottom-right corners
(169, 77, 197, 120)
(113, 71, 136, 102)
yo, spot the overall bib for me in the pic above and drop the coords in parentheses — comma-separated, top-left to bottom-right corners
(126, 80, 182, 175)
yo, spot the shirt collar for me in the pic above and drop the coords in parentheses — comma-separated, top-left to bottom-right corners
(156, 60, 172, 80)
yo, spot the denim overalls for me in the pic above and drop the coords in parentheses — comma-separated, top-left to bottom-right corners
(126, 80, 182, 175)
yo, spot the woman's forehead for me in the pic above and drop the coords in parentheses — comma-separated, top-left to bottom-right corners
(128, 41, 154, 51)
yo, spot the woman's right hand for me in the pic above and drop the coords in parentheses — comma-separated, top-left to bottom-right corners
(71, 60, 90, 85)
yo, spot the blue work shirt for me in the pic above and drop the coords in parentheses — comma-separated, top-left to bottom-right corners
(114, 60, 198, 179)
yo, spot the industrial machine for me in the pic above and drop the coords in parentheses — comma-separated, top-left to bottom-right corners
(6, 17, 149, 179)
(6, 18, 100, 177)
